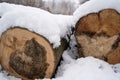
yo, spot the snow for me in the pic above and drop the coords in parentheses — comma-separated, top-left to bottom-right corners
(55, 51, 120, 80)
(112, 64, 120, 73)
(73, 0, 120, 25)
(0, 0, 120, 80)
(0, 2, 72, 48)
(0, 66, 21, 80)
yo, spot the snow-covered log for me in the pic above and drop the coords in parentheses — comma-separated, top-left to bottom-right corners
(0, 27, 68, 80)
(75, 9, 120, 64)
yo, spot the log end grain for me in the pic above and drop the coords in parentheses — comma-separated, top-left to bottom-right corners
(75, 9, 120, 64)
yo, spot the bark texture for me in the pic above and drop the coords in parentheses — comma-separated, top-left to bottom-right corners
(75, 9, 120, 64)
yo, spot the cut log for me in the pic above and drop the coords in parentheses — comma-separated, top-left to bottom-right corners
(0, 27, 68, 80)
(75, 9, 120, 64)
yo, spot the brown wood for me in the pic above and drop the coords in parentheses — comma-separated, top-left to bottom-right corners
(0, 27, 68, 80)
(75, 9, 120, 64)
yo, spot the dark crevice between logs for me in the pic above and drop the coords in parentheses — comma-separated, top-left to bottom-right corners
(9, 38, 49, 79)
(52, 38, 68, 78)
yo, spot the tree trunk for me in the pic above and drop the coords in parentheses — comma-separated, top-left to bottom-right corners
(75, 9, 120, 64)
(0, 27, 68, 80)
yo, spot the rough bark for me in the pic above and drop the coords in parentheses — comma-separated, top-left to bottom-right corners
(0, 27, 68, 80)
(75, 9, 120, 64)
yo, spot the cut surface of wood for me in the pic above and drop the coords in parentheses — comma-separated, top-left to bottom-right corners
(75, 9, 120, 64)
(0, 27, 55, 79)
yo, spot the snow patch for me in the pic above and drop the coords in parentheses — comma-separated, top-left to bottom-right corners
(55, 53, 120, 80)
(0, 3, 72, 48)
(73, 0, 120, 25)
(0, 66, 20, 80)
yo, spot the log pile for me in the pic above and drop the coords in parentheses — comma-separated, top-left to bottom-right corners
(0, 27, 68, 80)
(75, 9, 120, 64)
(0, 8, 120, 80)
